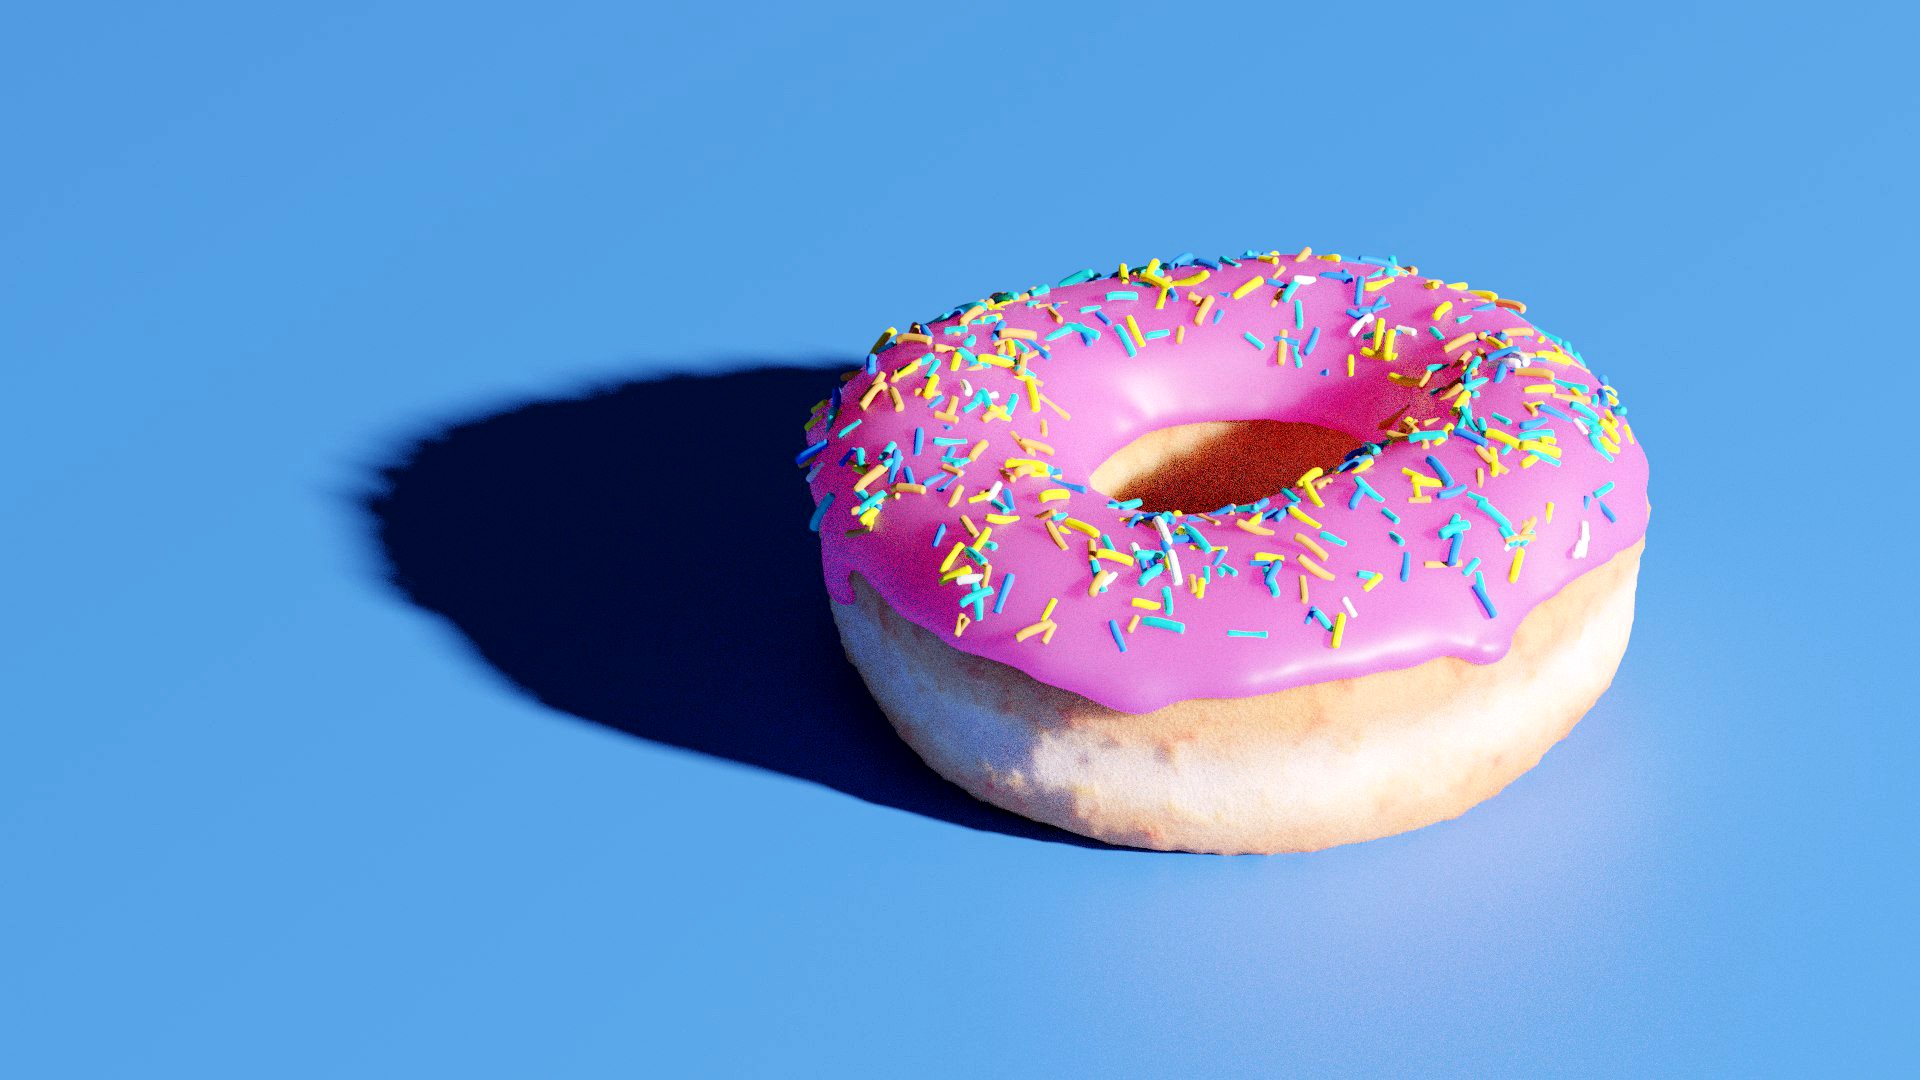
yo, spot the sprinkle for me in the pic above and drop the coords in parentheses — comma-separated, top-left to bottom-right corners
(993, 573, 1016, 614)
(1472, 580, 1498, 618)
(1141, 616, 1186, 633)
(1243, 331, 1265, 349)
(1108, 619, 1127, 652)
(1330, 612, 1347, 648)
(1297, 555, 1335, 581)
(1231, 276, 1267, 300)
(807, 494, 834, 532)
(1227, 629, 1269, 639)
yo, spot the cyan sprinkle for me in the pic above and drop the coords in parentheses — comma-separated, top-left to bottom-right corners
(1227, 629, 1269, 639)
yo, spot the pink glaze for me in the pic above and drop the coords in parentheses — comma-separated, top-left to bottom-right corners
(802, 252, 1649, 714)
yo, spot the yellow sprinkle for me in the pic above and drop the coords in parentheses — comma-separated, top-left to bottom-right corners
(1431, 301, 1453, 320)
(1294, 532, 1331, 561)
(1363, 277, 1393, 292)
(1330, 612, 1347, 648)
(1509, 548, 1526, 583)
(1130, 598, 1162, 611)
(1061, 518, 1101, 538)
(1039, 489, 1071, 503)
(985, 513, 1018, 525)
(868, 327, 898, 354)
(1362, 574, 1382, 592)
(1040, 597, 1058, 622)
(1124, 314, 1146, 348)
(1091, 548, 1136, 566)
(1346, 354, 1355, 377)
(858, 507, 878, 526)
(853, 465, 887, 492)
(997, 327, 1036, 341)
(1545, 501, 1556, 523)
(1193, 576, 1207, 600)
(1015, 620, 1055, 643)
(1155, 287, 1170, 310)
(1297, 467, 1325, 507)
(1285, 505, 1323, 529)
(1171, 269, 1210, 287)
(1253, 551, 1286, 563)
(967, 489, 996, 504)
(1298, 555, 1335, 581)
(1176, 325, 1187, 345)
(1298, 575, 1310, 604)
(940, 542, 966, 573)
(1231, 276, 1266, 300)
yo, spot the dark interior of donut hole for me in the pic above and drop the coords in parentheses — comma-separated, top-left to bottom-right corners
(1088, 420, 1361, 513)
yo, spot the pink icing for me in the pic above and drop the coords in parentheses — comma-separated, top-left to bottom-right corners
(803, 252, 1649, 714)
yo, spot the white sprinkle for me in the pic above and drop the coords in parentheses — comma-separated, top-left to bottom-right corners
(1154, 516, 1184, 587)
(1342, 596, 1359, 619)
(1348, 313, 1375, 337)
(982, 481, 1003, 503)
(955, 573, 982, 585)
(1572, 519, 1591, 560)
(1291, 275, 1318, 284)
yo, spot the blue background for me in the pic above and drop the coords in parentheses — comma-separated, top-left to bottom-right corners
(5, 2, 1914, 1075)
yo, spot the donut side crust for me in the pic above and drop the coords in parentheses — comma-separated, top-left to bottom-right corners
(830, 538, 1644, 854)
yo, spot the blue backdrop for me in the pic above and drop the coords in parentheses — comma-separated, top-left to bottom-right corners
(5, 2, 1913, 1075)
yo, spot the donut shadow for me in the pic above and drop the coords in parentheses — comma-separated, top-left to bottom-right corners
(361, 363, 1126, 850)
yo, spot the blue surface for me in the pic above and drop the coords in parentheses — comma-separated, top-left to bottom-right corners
(5, 3, 1914, 1075)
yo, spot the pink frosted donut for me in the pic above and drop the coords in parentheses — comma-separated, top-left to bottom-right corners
(800, 248, 1649, 853)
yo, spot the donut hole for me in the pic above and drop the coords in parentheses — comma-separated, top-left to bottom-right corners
(1089, 420, 1360, 513)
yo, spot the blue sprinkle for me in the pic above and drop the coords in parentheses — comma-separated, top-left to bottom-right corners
(796, 441, 828, 466)
(808, 493, 835, 532)
(1472, 581, 1498, 618)
(1109, 620, 1127, 652)
(993, 573, 1015, 614)
(1400, 551, 1412, 582)
(932, 523, 947, 548)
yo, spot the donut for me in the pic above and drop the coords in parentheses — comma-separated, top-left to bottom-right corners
(798, 248, 1649, 854)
